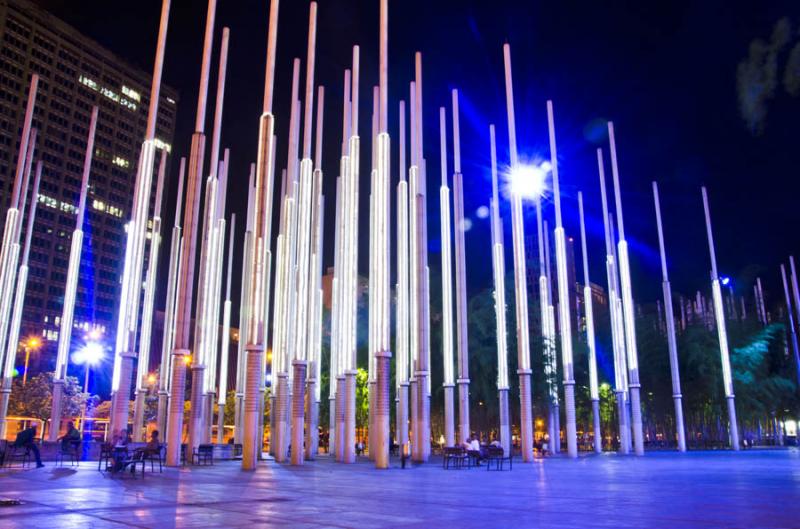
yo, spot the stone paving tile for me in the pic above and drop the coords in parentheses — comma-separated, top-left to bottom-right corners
(1, 450, 799, 528)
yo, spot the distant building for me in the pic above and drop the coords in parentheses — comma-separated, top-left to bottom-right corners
(0, 0, 178, 373)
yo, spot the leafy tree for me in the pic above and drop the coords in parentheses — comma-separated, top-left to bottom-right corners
(8, 372, 87, 421)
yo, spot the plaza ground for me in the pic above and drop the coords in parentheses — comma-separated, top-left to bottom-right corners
(0, 449, 798, 528)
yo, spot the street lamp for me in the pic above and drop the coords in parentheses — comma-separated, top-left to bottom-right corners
(22, 336, 41, 386)
(73, 341, 106, 437)
(508, 163, 547, 201)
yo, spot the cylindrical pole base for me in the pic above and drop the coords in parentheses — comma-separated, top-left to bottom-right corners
(673, 395, 687, 452)
(306, 393, 319, 460)
(0, 387, 11, 440)
(727, 396, 740, 451)
(335, 376, 345, 461)
(233, 392, 243, 445)
(328, 396, 336, 456)
(498, 388, 510, 456)
(290, 361, 307, 465)
(165, 349, 187, 467)
(399, 383, 409, 455)
(592, 399, 602, 454)
(110, 353, 135, 437)
(518, 371, 534, 462)
(414, 371, 430, 463)
(188, 365, 206, 456)
(457, 379, 470, 445)
(274, 372, 289, 463)
(268, 393, 276, 456)
(616, 391, 629, 454)
(553, 403, 561, 454)
(156, 390, 169, 436)
(242, 345, 264, 470)
(132, 389, 146, 442)
(367, 380, 375, 460)
(374, 351, 391, 469)
(343, 371, 356, 463)
(443, 384, 455, 447)
(49, 380, 65, 442)
(409, 379, 419, 461)
(629, 385, 645, 456)
(564, 381, 578, 458)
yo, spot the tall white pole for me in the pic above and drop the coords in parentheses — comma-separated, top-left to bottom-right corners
(156, 158, 185, 435)
(0, 161, 42, 440)
(489, 125, 511, 455)
(132, 151, 168, 441)
(607, 123, 645, 456)
(597, 149, 630, 454)
(546, 101, 577, 458)
(652, 182, 687, 452)
(49, 106, 98, 442)
(234, 164, 255, 444)
(215, 214, 236, 444)
(396, 99, 410, 456)
(112, 0, 172, 437)
(701, 187, 740, 450)
(451, 90, 471, 446)
(439, 106, 456, 448)
(578, 192, 602, 454)
(502, 44, 534, 462)
(780, 265, 800, 385)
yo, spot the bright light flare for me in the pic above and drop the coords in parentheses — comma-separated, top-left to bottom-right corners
(73, 342, 105, 366)
(508, 164, 547, 200)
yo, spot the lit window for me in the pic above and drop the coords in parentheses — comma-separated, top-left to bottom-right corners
(122, 86, 141, 102)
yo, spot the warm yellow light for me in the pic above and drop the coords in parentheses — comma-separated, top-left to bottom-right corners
(26, 337, 41, 349)
(535, 418, 544, 428)
(183, 355, 192, 366)
(147, 373, 157, 385)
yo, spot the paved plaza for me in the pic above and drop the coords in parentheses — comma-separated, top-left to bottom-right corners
(0, 449, 798, 528)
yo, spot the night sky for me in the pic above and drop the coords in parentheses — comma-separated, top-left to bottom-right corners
(40, 0, 800, 314)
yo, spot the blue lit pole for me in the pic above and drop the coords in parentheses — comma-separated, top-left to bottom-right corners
(780, 264, 800, 386)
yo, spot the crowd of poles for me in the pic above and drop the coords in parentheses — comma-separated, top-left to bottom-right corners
(1, 0, 799, 465)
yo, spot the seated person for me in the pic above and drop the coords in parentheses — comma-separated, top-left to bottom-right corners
(461, 437, 472, 450)
(143, 430, 160, 456)
(469, 437, 481, 452)
(59, 421, 81, 450)
(13, 425, 44, 468)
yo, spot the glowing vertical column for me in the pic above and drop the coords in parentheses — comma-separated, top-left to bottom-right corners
(234, 165, 255, 444)
(502, 44, 534, 462)
(216, 214, 236, 444)
(438, 107, 455, 448)
(396, 99, 410, 456)
(702, 187, 740, 450)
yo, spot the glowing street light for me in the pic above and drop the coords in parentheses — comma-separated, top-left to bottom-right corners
(74, 341, 106, 437)
(508, 164, 547, 201)
(21, 336, 41, 387)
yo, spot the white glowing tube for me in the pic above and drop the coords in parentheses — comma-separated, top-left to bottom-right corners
(439, 106, 456, 449)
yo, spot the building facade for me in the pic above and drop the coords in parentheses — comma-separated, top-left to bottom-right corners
(0, 0, 178, 381)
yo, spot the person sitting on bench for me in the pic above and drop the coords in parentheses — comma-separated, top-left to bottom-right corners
(13, 425, 44, 468)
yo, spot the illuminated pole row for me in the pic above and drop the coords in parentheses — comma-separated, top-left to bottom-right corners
(190, 23, 228, 451)
(488, 125, 510, 456)
(49, 106, 98, 442)
(156, 157, 185, 435)
(408, 81, 419, 462)
(438, 106, 455, 448)
(578, 192, 602, 454)
(291, 1, 318, 466)
(113, 0, 171, 436)
(234, 164, 255, 444)
(652, 182, 687, 452)
(701, 186, 740, 450)
(756, 278, 768, 325)
(597, 149, 630, 454)
(451, 90, 471, 446)
(780, 264, 800, 386)
(242, 0, 280, 470)
(216, 214, 236, 444)
(166, 0, 215, 467)
(542, 221, 559, 453)
(502, 44, 534, 462)
(396, 99, 410, 456)
(0, 161, 41, 440)
(608, 124, 645, 456)
(0, 74, 37, 382)
(371, 0, 391, 469)
(305, 85, 325, 461)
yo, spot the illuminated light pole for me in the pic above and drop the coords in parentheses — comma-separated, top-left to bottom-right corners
(50, 106, 98, 443)
(578, 192, 603, 454)
(133, 152, 168, 441)
(780, 264, 800, 385)
(488, 125, 510, 455)
(290, 2, 318, 466)
(306, 85, 325, 461)
(546, 101, 577, 458)
(439, 106, 455, 448)
(408, 81, 420, 462)
(234, 164, 255, 444)
(396, 99, 410, 456)
(75, 341, 106, 437)
(156, 157, 185, 435)
(0, 162, 41, 440)
(790, 257, 800, 378)
(701, 186, 740, 450)
(502, 44, 534, 462)
(368, 86, 378, 462)
(371, 0, 392, 469)
(0, 75, 37, 374)
(542, 221, 560, 453)
(597, 149, 630, 454)
(215, 214, 236, 444)
(166, 0, 216, 467)
(756, 278, 768, 325)
(451, 90, 471, 446)
(607, 123, 645, 456)
(190, 24, 229, 451)
(652, 182, 687, 452)
(242, 0, 280, 470)
(111, 0, 172, 437)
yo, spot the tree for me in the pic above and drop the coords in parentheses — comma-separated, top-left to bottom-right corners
(8, 372, 87, 421)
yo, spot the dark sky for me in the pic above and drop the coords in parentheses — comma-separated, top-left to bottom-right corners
(40, 0, 800, 313)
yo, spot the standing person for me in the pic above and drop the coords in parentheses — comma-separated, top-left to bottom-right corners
(12, 425, 44, 468)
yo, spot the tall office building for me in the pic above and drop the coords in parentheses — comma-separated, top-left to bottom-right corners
(0, 0, 178, 382)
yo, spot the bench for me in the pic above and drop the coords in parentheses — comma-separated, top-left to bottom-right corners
(485, 446, 513, 471)
(192, 444, 214, 465)
(55, 441, 81, 467)
(443, 446, 468, 469)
